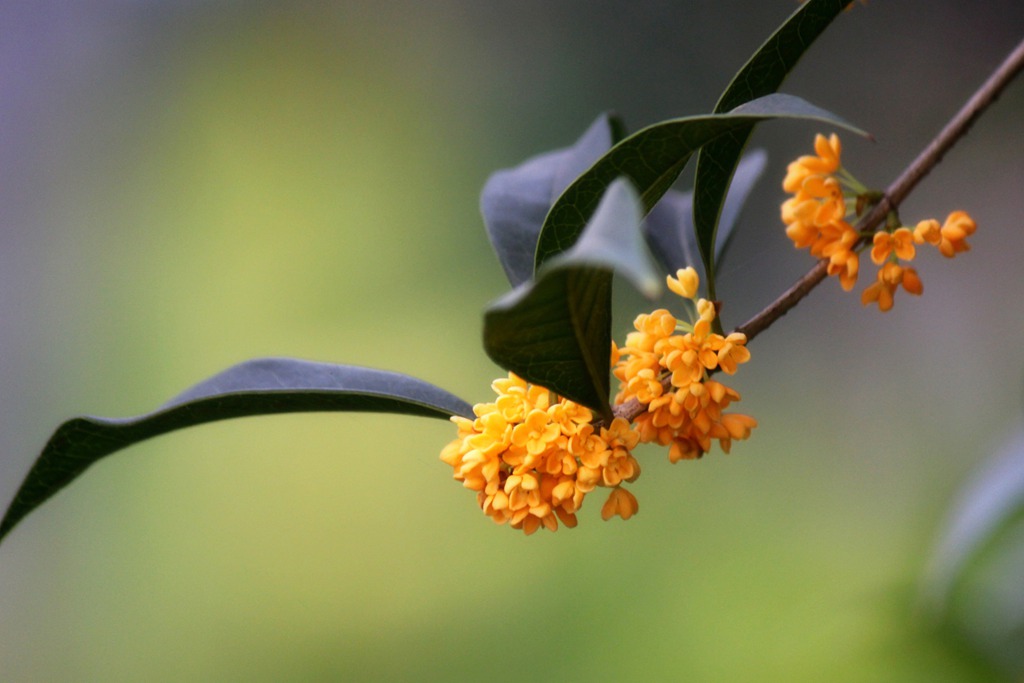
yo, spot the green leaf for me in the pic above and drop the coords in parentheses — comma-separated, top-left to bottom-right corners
(644, 149, 767, 282)
(924, 428, 1024, 610)
(481, 113, 626, 286)
(0, 358, 472, 544)
(533, 93, 866, 274)
(694, 0, 854, 297)
(484, 178, 658, 419)
(922, 427, 1024, 674)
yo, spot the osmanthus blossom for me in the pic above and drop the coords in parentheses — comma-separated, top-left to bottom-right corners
(440, 374, 641, 535)
(782, 133, 977, 311)
(935, 210, 977, 258)
(442, 131, 979, 534)
(614, 268, 756, 462)
(441, 267, 757, 534)
(861, 262, 923, 313)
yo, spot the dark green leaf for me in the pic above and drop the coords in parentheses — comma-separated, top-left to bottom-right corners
(484, 178, 657, 418)
(533, 93, 866, 273)
(924, 427, 1024, 611)
(694, 0, 854, 296)
(922, 427, 1024, 674)
(481, 113, 625, 286)
(0, 358, 472, 543)
(643, 189, 694, 278)
(644, 149, 767, 282)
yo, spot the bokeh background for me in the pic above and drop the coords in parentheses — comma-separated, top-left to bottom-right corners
(1, 2, 1023, 680)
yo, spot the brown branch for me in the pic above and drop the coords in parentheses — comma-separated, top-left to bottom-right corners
(613, 36, 1024, 424)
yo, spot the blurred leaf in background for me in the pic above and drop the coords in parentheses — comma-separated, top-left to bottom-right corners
(924, 426, 1024, 677)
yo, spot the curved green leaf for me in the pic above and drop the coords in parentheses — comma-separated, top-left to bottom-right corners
(481, 113, 626, 286)
(924, 427, 1024, 611)
(484, 178, 658, 419)
(533, 93, 866, 273)
(0, 358, 472, 543)
(694, 0, 854, 297)
(922, 427, 1024, 674)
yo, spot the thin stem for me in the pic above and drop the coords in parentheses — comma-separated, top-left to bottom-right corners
(612, 36, 1024, 424)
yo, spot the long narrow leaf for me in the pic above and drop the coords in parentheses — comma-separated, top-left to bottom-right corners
(533, 93, 865, 273)
(923, 427, 1024, 611)
(0, 358, 472, 543)
(693, 0, 855, 295)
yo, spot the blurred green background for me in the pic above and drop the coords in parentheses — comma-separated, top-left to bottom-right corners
(1, 2, 1023, 680)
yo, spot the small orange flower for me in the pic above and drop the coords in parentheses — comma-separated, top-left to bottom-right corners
(655, 334, 702, 386)
(667, 267, 700, 299)
(570, 425, 609, 469)
(937, 210, 976, 258)
(693, 299, 717, 340)
(861, 262, 921, 312)
(784, 212, 819, 249)
(913, 218, 941, 245)
(871, 227, 916, 265)
(623, 367, 664, 404)
(716, 414, 759, 454)
(812, 220, 858, 260)
(862, 262, 900, 311)
(901, 266, 923, 295)
(714, 333, 751, 375)
(668, 437, 702, 463)
(826, 248, 860, 292)
(802, 175, 846, 225)
(783, 133, 841, 191)
(601, 486, 639, 521)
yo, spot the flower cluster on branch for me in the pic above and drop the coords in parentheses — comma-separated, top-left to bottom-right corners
(440, 374, 641, 535)
(782, 134, 976, 311)
(442, 268, 757, 534)
(613, 268, 757, 463)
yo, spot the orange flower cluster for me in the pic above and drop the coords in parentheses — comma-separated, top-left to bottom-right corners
(781, 133, 862, 291)
(782, 133, 977, 311)
(440, 373, 641, 535)
(442, 268, 760, 533)
(613, 268, 757, 463)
